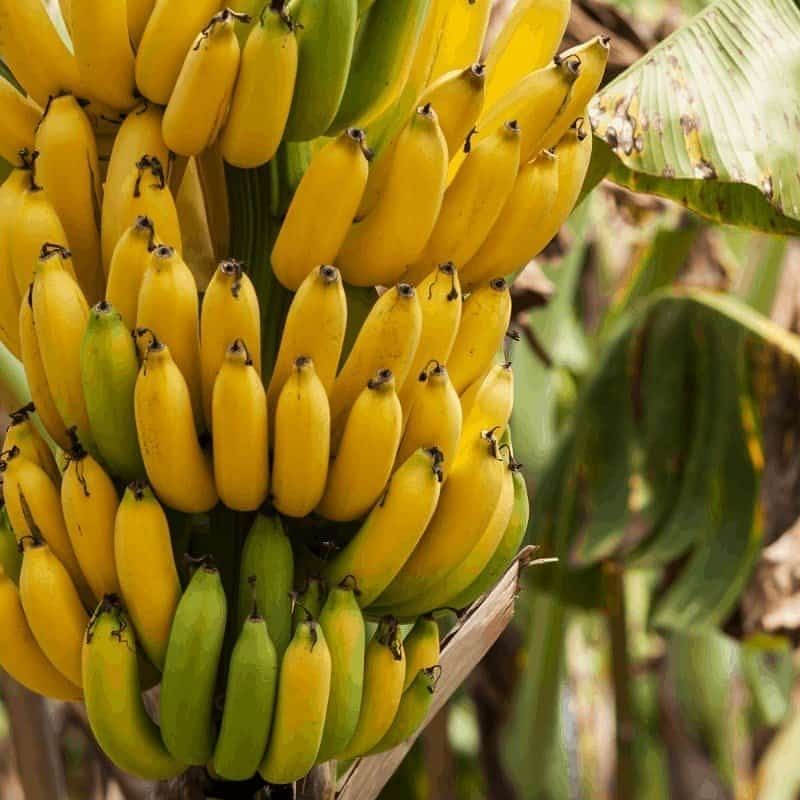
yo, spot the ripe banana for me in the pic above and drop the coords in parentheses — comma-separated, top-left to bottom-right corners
(293, 576, 327, 631)
(404, 121, 521, 284)
(448, 278, 512, 393)
(483, 0, 571, 111)
(259, 618, 332, 784)
(212, 601, 279, 781)
(238, 513, 294, 658)
(105, 216, 155, 330)
(133, 335, 218, 513)
(282, 0, 358, 141)
(324, 447, 443, 606)
(162, 10, 245, 157)
(114, 482, 181, 670)
(317, 369, 403, 522)
(161, 562, 228, 765)
(128, 0, 156, 46)
(462, 150, 559, 287)
(137, 245, 203, 422)
(83, 597, 185, 779)
(81, 302, 145, 481)
(0, 565, 81, 700)
(70, 0, 137, 110)
(396, 363, 462, 479)
(336, 104, 448, 287)
(316, 578, 366, 763)
(220, 3, 298, 167)
(0, 507, 22, 584)
(195, 145, 231, 260)
(271, 357, 330, 518)
(459, 361, 515, 451)
(135, 0, 225, 105)
(34, 95, 105, 304)
(336, 616, 406, 759)
(200, 259, 261, 428)
(0, 77, 40, 166)
(402, 615, 440, 690)
(329, 284, 422, 435)
(2, 404, 60, 486)
(212, 340, 269, 511)
(271, 128, 370, 290)
(0, 169, 28, 356)
(427, 0, 491, 84)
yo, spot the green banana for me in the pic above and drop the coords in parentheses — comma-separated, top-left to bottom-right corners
(238, 513, 294, 659)
(212, 596, 279, 782)
(0, 505, 21, 584)
(328, 0, 432, 133)
(81, 301, 144, 482)
(284, 0, 358, 141)
(316, 577, 366, 763)
(82, 596, 185, 780)
(160, 562, 227, 765)
(402, 615, 440, 691)
(293, 575, 327, 631)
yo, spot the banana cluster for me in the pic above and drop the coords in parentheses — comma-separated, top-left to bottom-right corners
(0, 0, 606, 786)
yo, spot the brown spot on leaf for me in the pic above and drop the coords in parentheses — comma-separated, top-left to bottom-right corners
(695, 160, 717, 180)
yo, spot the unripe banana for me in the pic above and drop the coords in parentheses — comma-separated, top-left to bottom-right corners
(336, 104, 448, 287)
(459, 361, 514, 453)
(405, 120, 521, 284)
(0, 564, 80, 700)
(34, 95, 105, 304)
(212, 597, 279, 781)
(317, 370, 403, 522)
(220, 4, 298, 167)
(427, 0, 491, 84)
(259, 618, 332, 784)
(238, 513, 294, 659)
(137, 245, 203, 422)
(336, 616, 406, 759)
(271, 129, 370, 290)
(293, 575, 327, 631)
(316, 577, 367, 763)
(272, 357, 330, 518)
(135, 0, 225, 105)
(325, 447, 443, 606)
(133, 335, 218, 513)
(114, 482, 181, 670)
(402, 615, 440, 690)
(161, 562, 227, 765)
(128, 0, 156, 46)
(448, 278, 512, 393)
(70, 0, 137, 110)
(200, 259, 261, 428)
(83, 596, 185, 779)
(163, 10, 245, 157)
(212, 340, 269, 511)
(0, 78, 40, 166)
(0, 169, 28, 356)
(282, 0, 358, 141)
(3, 404, 60, 486)
(0, 506, 22, 584)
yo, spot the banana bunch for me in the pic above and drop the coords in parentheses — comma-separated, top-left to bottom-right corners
(0, 0, 606, 787)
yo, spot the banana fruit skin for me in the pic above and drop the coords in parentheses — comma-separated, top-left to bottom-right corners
(161, 563, 227, 765)
(2, 405, 60, 486)
(459, 362, 515, 452)
(83, 597, 185, 780)
(428, 0, 491, 83)
(0, 508, 22, 584)
(0, 78, 39, 167)
(0, 169, 27, 356)
(402, 615, 440, 691)
(292, 576, 327, 632)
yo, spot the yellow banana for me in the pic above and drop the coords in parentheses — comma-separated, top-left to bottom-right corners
(459, 361, 515, 451)
(2, 404, 60, 485)
(212, 340, 269, 511)
(135, 0, 225, 105)
(137, 245, 203, 422)
(220, 4, 298, 168)
(134, 335, 218, 513)
(267, 264, 347, 426)
(461, 149, 559, 287)
(336, 104, 448, 287)
(195, 144, 231, 261)
(271, 128, 371, 290)
(0, 507, 21, 584)
(404, 120, 521, 284)
(0, 565, 81, 700)
(19, 539, 89, 687)
(396, 362, 462, 479)
(397, 262, 462, 411)
(540, 36, 611, 149)
(402, 615, 440, 690)
(174, 157, 216, 289)
(336, 616, 406, 760)
(427, 0, 491, 84)
(0, 0, 80, 106)
(0, 169, 29, 356)
(83, 597, 185, 779)
(105, 216, 155, 331)
(0, 77, 40, 166)
(324, 447, 443, 607)
(448, 277, 511, 392)
(34, 95, 105, 304)
(329, 283, 422, 435)
(317, 370, 403, 522)
(162, 10, 245, 157)
(483, 0, 571, 111)
(128, 0, 156, 47)
(200, 260, 261, 428)
(259, 618, 332, 784)
(70, 0, 137, 110)
(114, 482, 181, 671)
(271, 357, 330, 518)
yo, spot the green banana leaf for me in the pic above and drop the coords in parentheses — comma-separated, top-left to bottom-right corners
(588, 0, 800, 235)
